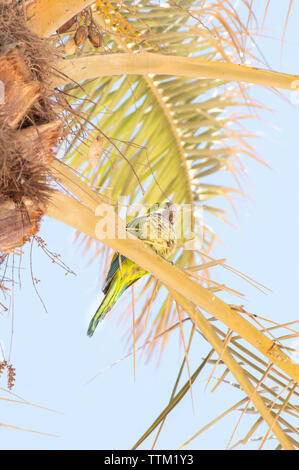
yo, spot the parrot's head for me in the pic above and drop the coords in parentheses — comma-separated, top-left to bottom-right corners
(148, 201, 177, 225)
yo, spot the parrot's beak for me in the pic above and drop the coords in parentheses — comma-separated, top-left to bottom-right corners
(166, 203, 177, 225)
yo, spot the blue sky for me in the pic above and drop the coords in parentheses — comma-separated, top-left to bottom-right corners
(0, 2, 298, 450)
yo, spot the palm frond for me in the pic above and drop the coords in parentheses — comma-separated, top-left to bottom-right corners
(60, 0, 259, 351)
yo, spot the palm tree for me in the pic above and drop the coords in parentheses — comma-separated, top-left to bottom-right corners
(0, 0, 298, 449)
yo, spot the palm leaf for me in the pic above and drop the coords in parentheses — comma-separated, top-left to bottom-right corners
(44, 0, 299, 449)
(61, 0, 257, 349)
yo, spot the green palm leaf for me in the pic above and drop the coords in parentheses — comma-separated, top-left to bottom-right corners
(49, 1, 298, 448)
(61, 1, 253, 344)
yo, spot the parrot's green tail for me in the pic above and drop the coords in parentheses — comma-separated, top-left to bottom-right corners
(87, 280, 127, 337)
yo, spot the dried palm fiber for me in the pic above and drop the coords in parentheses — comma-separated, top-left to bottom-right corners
(0, 1, 64, 252)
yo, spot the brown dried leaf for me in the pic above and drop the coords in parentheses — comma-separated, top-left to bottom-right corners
(74, 25, 88, 47)
(0, 198, 43, 252)
(88, 136, 104, 169)
(56, 15, 78, 34)
(64, 37, 77, 55)
(88, 22, 102, 48)
(0, 44, 42, 129)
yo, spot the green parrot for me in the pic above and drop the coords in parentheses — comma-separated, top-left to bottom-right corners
(87, 202, 177, 337)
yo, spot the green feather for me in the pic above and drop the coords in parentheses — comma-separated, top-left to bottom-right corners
(87, 258, 147, 337)
(87, 202, 176, 336)
(102, 253, 126, 294)
(87, 277, 127, 337)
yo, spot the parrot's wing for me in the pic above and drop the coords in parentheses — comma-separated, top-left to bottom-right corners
(102, 215, 148, 294)
(126, 215, 147, 239)
(102, 253, 126, 294)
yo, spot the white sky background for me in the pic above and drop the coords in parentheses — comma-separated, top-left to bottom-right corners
(0, 1, 298, 449)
